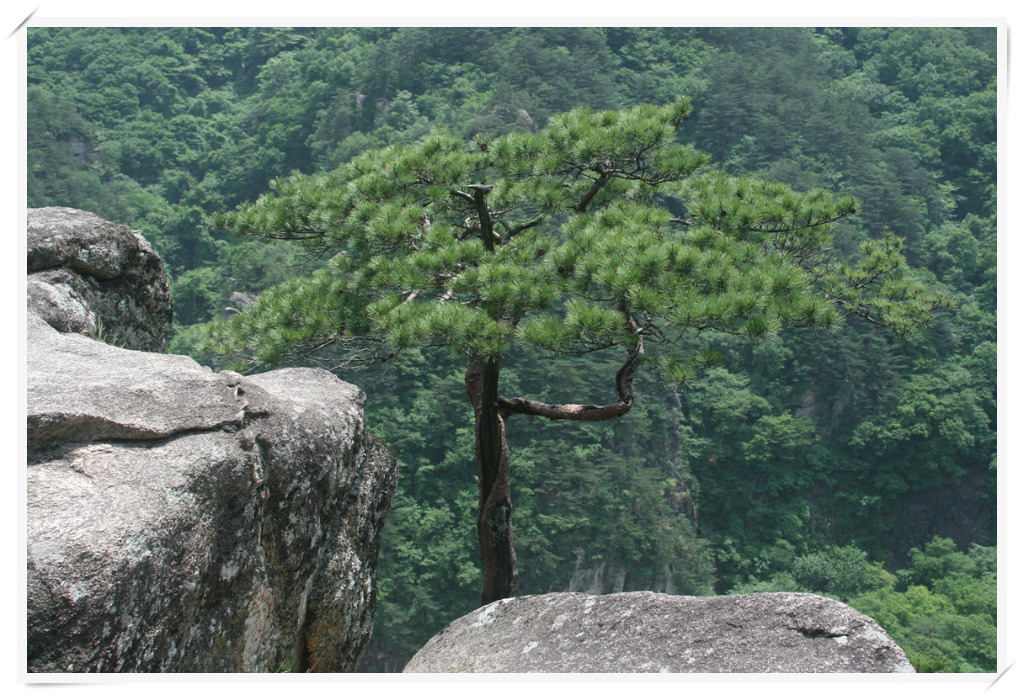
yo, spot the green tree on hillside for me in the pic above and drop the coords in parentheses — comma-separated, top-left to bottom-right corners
(205, 99, 947, 604)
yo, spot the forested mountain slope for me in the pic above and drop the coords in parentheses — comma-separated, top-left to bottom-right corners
(27, 26, 997, 672)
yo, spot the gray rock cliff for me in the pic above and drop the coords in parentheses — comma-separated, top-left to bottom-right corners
(403, 591, 915, 673)
(26, 211, 397, 673)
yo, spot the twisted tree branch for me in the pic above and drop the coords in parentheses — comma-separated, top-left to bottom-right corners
(498, 301, 645, 421)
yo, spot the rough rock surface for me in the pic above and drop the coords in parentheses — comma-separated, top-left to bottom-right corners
(27, 207, 172, 351)
(403, 591, 915, 673)
(27, 314, 397, 673)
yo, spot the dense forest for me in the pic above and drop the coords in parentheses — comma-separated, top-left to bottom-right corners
(27, 26, 997, 673)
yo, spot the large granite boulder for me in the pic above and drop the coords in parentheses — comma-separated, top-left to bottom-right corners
(27, 317, 397, 672)
(403, 591, 915, 673)
(26, 210, 398, 673)
(27, 207, 172, 351)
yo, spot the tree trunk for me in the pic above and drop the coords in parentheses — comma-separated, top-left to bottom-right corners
(462, 303, 644, 603)
(465, 355, 517, 604)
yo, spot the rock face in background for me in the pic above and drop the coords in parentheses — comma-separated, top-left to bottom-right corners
(26, 211, 398, 673)
(27, 207, 172, 351)
(403, 591, 915, 673)
(223, 290, 257, 318)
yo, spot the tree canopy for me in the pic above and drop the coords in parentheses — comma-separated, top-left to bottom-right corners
(208, 99, 944, 372)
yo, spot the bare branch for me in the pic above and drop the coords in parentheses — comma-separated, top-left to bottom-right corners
(502, 215, 546, 244)
(574, 172, 611, 214)
(747, 213, 849, 234)
(499, 301, 645, 422)
(450, 188, 476, 204)
(470, 185, 496, 250)
(457, 223, 481, 241)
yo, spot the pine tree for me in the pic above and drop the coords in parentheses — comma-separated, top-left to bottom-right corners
(206, 99, 948, 604)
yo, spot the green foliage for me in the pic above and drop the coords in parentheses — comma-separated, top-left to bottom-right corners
(848, 538, 996, 672)
(678, 368, 822, 589)
(369, 491, 481, 666)
(850, 350, 994, 492)
(170, 267, 226, 326)
(205, 98, 943, 376)
(900, 536, 982, 588)
(789, 545, 897, 599)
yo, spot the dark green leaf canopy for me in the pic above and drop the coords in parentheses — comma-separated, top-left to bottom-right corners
(206, 99, 947, 374)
